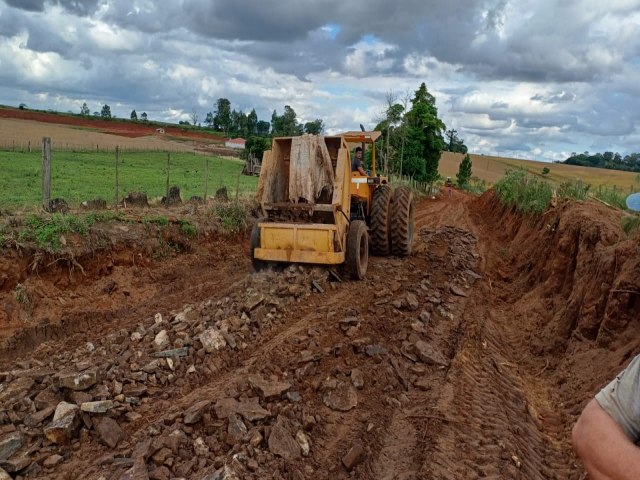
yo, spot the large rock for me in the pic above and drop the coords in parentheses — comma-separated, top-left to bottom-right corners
(95, 417, 126, 448)
(236, 398, 270, 422)
(268, 417, 301, 461)
(247, 375, 291, 401)
(226, 414, 247, 445)
(81, 400, 114, 413)
(44, 402, 81, 445)
(323, 383, 358, 412)
(413, 341, 449, 367)
(0, 467, 11, 480)
(154, 330, 170, 351)
(0, 377, 34, 403)
(200, 328, 227, 353)
(58, 368, 100, 391)
(24, 406, 56, 427)
(183, 400, 211, 425)
(214, 398, 239, 419)
(342, 443, 366, 471)
(0, 433, 22, 461)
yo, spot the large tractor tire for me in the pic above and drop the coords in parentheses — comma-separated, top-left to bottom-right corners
(346, 220, 369, 280)
(250, 222, 268, 271)
(369, 185, 393, 255)
(391, 186, 415, 257)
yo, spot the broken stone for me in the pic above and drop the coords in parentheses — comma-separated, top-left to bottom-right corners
(243, 294, 264, 311)
(323, 383, 358, 412)
(130, 331, 144, 342)
(450, 285, 468, 297)
(268, 417, 301, 460)
(81, 400, 114, 413)
(342, 443, 366, 471)
(0, 377, 34, 404)
(154, 330, 170, 351)
(193, 437, 210, 457)
(42, 454, 63, 468)
(248, 429, 263, 448)
(236, 398, 270, 422)
(419, 311, 431, 323)
(0, 456, 31, 474)
(0, 433, 22, 461)
(58, 368, 100, 391)
(0, 467, 9, 480)
(199, 328, 227, 353)
(183, 400, 211, 425)
(24, 406, 56, 427)
(34, 388, 60, 410)
(406, 293, 419, 311)
(152, 347, 189, 358)
(44, 402, 81, 445)
(214, 398, 239, 419)
(414, 377, 431, 391)
(350, 369, 365, 389)
(226, 414, 247, 445)
(247, 375, 291, 401)
(95, 417, 126, 448)
(162, 429, 188, 453)
(414, 341, 449, 367)
(365, 344, 388, 356)
(295, 431, 310, 457)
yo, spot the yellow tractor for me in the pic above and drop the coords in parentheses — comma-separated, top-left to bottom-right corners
(251, 131, 414, 279)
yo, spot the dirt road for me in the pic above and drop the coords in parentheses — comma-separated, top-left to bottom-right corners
(1, 191, 638, 479)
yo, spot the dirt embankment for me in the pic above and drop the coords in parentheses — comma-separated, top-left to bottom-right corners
(0, 191, 638, 479)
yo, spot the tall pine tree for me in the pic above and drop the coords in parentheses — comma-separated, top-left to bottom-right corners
(456, 154, 473, 188)
(403, 83, 445, 183)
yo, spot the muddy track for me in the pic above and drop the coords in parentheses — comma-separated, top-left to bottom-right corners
(2, 192, 636, 479)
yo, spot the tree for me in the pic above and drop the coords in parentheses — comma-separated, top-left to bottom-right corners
(247, 109, 258, 136)
(214, 98, 232, 136)
(403, 83, 445, 183)
(304, 119, 324, 135)
(141, 112, 148, 122)
(130, 110, 138, 121)
(275, 105, 302, 136)
(101, 104, 112, 119)
(204, 112, 214, 127)
(191, 110, 198, 127)
(80, 102, 90, 116)
(542, 167, 550, 175)
(456, 154, 472, 188)
(445, 129, 468, 154)
(18, 103, 27, 110)
(256, 120, 271, 136)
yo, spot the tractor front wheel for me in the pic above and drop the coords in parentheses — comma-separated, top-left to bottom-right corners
(346, 220, 369, 280)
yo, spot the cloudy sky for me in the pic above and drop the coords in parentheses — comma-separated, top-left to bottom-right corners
(1, 0, 639, 162)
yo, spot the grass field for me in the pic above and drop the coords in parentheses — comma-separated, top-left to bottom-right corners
(439, 151, 640, 193)
(0, 150, 258, 209)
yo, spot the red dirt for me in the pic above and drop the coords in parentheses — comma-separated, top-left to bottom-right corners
(0, 191, 638, 479)
(0, 106, 226, 142)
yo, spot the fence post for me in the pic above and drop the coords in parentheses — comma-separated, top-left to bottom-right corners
(166, 152, 171, 199)
(115, 146, 120, 209)
(42, 137, 51, 211)
(204, 157, 209, 202)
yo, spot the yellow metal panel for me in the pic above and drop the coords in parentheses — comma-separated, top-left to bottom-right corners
(254, 248, 345, 265)
(260, 223, 336, 254)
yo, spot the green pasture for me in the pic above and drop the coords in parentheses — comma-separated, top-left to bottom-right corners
(0, 150, 258, 209)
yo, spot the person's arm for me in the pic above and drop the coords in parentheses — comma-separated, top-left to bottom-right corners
(572, 399, 640, 479)
(357, 165, 367, 176)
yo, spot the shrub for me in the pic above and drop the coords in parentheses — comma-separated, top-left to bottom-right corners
(593, 185, 627, 210)
(542, 167, 550, 175)
(494, 169, 552, 215)
(557, 179, 590, 201)
(212, 201, 248, 234)
(621, 215, 640, 235)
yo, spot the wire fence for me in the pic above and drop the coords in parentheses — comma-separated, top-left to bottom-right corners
(0, 138, 258, 212)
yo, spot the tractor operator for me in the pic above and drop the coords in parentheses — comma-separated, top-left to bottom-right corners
(572, 353, 640, 478)
(352, 147, 367, 176)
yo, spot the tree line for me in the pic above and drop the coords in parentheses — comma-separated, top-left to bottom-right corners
(562, 151, 640, 173)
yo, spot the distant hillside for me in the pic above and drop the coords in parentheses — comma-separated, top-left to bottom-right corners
(439, 152, 640, 191)
(563, 151, 640, 173)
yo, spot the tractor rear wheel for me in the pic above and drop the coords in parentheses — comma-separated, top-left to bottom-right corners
(370, 185, 393, 255)
(346, 220, 369, 280)
(250, 222, 268, 271)
(391, 186, 415, 256)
